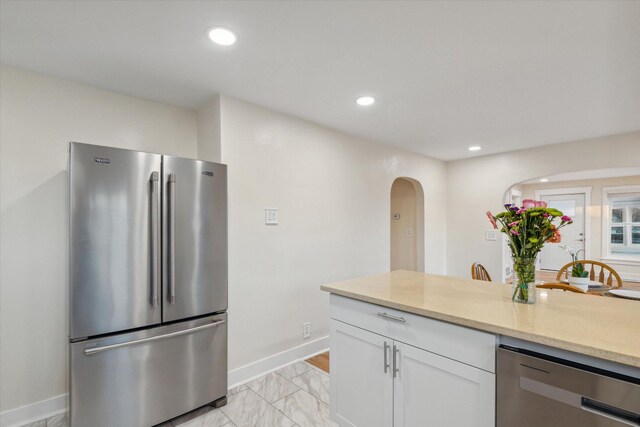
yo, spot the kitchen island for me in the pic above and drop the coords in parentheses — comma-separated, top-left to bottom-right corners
(321, 270, 640, 427)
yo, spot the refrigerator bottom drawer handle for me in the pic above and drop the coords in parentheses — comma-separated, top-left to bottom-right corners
(84, 320, 225, 356)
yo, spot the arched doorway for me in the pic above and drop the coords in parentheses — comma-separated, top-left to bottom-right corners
(390, 177, 425, 272)
(500, 166, 640, 282)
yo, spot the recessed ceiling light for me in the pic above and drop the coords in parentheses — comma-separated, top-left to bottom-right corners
(540, 178, 549, 182)
(356, 96, 376, 106)
(468, 146, 482, 152)
(208, 27, 237, 46)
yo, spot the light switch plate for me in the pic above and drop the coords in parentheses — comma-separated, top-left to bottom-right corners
(485, 230, 498, 241)
(265, 208, 278, 225)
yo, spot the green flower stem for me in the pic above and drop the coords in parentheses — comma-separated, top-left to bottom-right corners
(512, 257, 536, 303)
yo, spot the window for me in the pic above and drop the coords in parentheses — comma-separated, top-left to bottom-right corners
(603, 185, 640, 259)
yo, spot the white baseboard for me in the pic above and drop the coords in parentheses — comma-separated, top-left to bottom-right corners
(0, 336, 330, 427)
(228, 335, 329, 389)
(0, 394, 67, 427)
(620, 273, 640, 283)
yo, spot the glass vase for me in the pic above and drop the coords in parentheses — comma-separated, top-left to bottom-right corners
(512, 256, 537, 304)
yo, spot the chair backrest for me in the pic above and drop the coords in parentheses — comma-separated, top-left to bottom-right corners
(471, 263, 492, 282)
(555, 260, 622, 288)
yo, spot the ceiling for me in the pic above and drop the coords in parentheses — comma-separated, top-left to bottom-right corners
(1, 1, 639, 160)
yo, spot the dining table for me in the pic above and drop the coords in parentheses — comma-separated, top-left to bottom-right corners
(532, 269, 640, 298)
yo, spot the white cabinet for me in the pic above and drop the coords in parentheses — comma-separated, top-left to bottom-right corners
(394, 342, 495, 427)
(330, 295, 496, 427)
(330, 321, 393, 427)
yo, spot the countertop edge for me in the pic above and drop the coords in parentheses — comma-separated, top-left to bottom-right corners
(321, 286, 640, 368)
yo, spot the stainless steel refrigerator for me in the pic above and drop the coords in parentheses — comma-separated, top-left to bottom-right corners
(68, 142, 228, 427)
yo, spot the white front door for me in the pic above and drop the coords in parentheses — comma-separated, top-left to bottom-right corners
(539, 193, 586, 271)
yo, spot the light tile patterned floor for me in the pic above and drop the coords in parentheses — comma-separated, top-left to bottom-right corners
(22, 361, 335, 427)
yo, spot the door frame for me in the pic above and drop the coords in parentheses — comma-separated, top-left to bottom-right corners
(501, 188, 522, 282)
(534, 186, 592, 261)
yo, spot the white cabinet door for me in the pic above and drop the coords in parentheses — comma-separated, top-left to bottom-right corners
(330, 320, 393, 427)
(393, 342, 495, 427)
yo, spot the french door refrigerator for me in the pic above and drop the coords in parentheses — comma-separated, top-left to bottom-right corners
(68, 142, 228, 427)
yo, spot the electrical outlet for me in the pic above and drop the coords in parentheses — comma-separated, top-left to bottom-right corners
(303, 322, 311, 338)
(485, 230, 498, 241)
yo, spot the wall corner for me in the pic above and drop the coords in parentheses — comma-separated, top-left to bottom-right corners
(196, 94, 222, 163)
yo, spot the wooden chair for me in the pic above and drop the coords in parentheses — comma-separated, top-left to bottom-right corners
(555, 260, 622, 288)
(471, 263, 492, 281)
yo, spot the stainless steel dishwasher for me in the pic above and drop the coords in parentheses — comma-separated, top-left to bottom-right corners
(498, 345, 640, 426)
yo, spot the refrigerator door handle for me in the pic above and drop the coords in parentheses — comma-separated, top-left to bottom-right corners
(150, 171, 160, 307)
(84, 319, 226, 356)
(168, 172, 176, 304)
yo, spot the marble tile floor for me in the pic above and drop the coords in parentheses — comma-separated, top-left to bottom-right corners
(22, 360, 335, 427)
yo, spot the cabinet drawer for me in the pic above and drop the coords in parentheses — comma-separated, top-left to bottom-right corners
(330, 294, 495, 373)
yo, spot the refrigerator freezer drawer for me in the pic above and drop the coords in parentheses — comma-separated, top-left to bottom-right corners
(70, 314, 227, 427)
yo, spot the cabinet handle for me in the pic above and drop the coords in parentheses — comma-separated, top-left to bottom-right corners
(393, 344, 399, 378)
(377, 312, 406, 323)
(384, 341, 390, 373)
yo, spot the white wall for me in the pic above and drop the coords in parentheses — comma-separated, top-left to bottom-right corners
(197, 95, 222, 163)
(0, 66, 198, 413)
(446, 131, 640, 281)
(218, 95, 447, 371)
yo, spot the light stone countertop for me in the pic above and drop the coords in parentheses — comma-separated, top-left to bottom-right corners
(321, 270, 640, 368)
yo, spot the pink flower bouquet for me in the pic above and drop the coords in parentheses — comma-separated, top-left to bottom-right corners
(486, 199, 572, 303)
